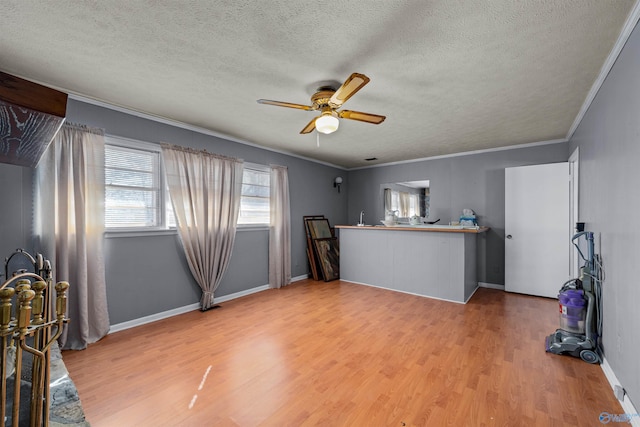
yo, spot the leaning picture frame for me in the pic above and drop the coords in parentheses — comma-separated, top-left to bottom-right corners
(313, 237, 340, 281)
(303, 215, 325, 281)
(307, 218, 333, 240)
(304, 215, 325, 238)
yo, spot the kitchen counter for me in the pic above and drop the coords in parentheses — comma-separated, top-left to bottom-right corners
(336, 225, 488, 303)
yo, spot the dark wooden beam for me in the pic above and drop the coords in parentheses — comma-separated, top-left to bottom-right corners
(0, 71, 67, 118)
(0, 71, 68, 167)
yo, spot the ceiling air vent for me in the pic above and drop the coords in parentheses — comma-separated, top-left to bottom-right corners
(0, 71, 67, 168)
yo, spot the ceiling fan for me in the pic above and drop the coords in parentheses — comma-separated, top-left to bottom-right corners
(257, 73, 386, 135)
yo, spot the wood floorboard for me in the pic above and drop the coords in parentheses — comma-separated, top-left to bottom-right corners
(62, 280, 623, 426)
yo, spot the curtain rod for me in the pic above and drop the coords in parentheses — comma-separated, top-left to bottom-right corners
(62, 121, 105, 136)
(160, 142, 242, 163)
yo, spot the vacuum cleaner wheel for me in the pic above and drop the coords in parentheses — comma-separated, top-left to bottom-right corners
(579, 349, 600, 364)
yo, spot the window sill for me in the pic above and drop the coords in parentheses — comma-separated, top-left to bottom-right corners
(237, 224, 269, 232)
(105, 228, 178, 238)
(105, 225, 268, 238)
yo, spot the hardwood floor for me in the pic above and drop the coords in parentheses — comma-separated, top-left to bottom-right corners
(62, 280, 622, 426)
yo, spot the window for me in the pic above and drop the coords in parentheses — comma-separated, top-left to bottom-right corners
(105, 137, 169, 230)
(238, 164, 270, 225)
(388, 190, 420, 218)
(105, 137, 270, 231)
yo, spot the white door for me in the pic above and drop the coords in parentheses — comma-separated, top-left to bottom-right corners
(505, 163, 571, 298)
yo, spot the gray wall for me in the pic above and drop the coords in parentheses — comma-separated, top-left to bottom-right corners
(569, 21, 640, 410)
(61, 99, 347, 324)
(346, 143, 569, 285)
(0, 163, 32, 276)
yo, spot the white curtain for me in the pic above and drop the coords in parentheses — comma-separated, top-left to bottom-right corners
(161, 144, 243, 311)
(269, 165, 291, 288)
(399, 191, 411, 217)
(34, 123, 110, 350)
(384, 188, 392, 212)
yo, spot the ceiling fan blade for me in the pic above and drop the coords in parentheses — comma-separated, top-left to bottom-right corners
(300, 117, 317, 134)
(257, 99, 314, 111)
(329, 73, 370, 108)
(339, 110, 386, 124)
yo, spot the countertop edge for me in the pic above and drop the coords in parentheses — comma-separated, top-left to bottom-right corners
(335, 225, 490, 233)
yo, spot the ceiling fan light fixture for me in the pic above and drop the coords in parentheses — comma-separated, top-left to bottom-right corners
(257, 73, 385, 135)
(315, 113, 339, 134)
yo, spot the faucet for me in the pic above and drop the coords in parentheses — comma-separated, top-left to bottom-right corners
(358, 210, 365, 226)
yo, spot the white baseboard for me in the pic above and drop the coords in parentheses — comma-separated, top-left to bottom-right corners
(465, 285, 479, 303)
(291, 274, 309, 282)
(341, 279, 467, 304)
(601, 357, 640, 426)
(213, 284, 270, 304)
(109, 275, 310, 334)
(478, 282, 505, 290)
(109, 284, 270, 333)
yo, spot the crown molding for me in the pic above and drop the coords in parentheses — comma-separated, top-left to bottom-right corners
(68, 93, 348, 170)
(348, 138, 568, 171)
(566, 0, 640, 140)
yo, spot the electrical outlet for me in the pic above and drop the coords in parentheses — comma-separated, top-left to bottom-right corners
(614, 385, 626, 401)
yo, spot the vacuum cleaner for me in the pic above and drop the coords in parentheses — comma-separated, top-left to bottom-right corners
(545, 231, 604, 364)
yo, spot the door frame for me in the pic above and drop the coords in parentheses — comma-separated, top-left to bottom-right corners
(569, 147, 580, 278)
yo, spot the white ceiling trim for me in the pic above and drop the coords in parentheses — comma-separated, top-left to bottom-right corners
(566, 0, 640, 140)
(348, 138, 568, 171)
(68, 93, 349, 170)
(74, 89, 572, 171)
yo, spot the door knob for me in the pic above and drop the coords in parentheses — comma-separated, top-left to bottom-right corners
(506, 234, 512, 239)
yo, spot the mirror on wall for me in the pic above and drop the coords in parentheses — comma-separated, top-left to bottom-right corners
(381, 180, 430, 219)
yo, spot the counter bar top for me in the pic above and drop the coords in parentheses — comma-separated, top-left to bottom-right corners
(335, 225, 489, 233)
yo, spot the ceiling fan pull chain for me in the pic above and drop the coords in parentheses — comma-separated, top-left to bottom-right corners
(317, 132, 320, 148)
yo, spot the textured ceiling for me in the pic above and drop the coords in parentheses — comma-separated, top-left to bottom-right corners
(0, 1, 637, 168)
